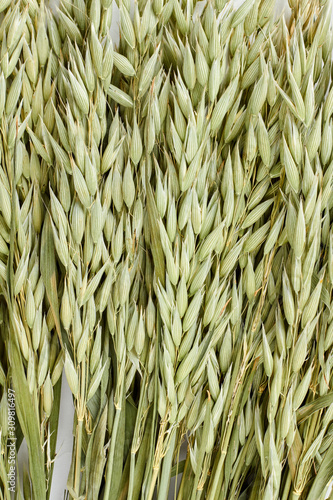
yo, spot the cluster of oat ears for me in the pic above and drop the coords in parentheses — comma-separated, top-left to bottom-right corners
(0, 0, 332, 499)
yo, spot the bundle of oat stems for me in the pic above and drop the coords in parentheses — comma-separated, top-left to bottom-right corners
(0, 0, 332, 498)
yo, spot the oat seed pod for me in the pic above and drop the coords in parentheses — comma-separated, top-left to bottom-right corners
(242, 199, 274, 230)
(175, 338, 199, 385)
(292, 327, 308, 373)
(156, 173, 167, 218)
(120, 0, 136, 48)
(113, 52, 135, 77)
(248, 67, 268, 118)
(84, 155, 98, 197)
(195, 41, 209, 87)
(90, 326, 102, 374)
(304, 72, 315, 127)
(304, 174, 318, 224)
(36, 8, 49, 67)
(126, 306, 138, 351)
(324, 316, 333, 351)
(91, 193, 104, 244)
(279, 387, 293, 440)
(76, 324, 89, 363)
(220, 237, 245, 277)
(71, 201, 85, 245)
(165, 196, 176, 244)
(171, 307, 182, 347)
(257, 113, 271, 167)
(244, 255, 255, 301)
(6, 65, 23, 116)
(0, 72, 6, 117)
(32, 305, 42, 352)
(208, 57, 221, 104)
(118, 262, 131, 306)
(72, 161, 91, 209)
(43, 372, 53, 417)
(219, 323, 232, 373)
(50, 351, 64, 387)
(135, 309, 146, 356)
(231, 0, 255, 28)
(282, 133, 300, 192)
(267, 355, 283, 423)
(89, 23, 103, 77)
(243, 118, 257, 164)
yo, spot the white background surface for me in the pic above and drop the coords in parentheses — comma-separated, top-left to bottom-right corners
(17, 1, 332, 499)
